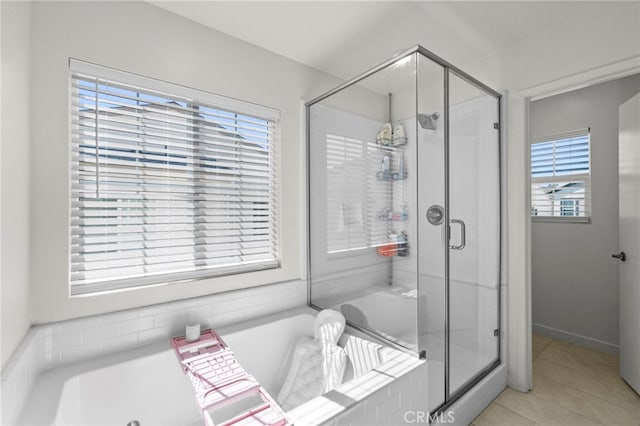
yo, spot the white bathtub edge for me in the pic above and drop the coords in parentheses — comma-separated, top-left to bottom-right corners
(287, 351, 425, 425)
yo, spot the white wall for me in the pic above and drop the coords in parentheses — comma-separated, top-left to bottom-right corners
(500, 2, 640, 92)
(530, 74, 640, 353)
(26, 0, 341, 325)
(1, 1, 32, 370)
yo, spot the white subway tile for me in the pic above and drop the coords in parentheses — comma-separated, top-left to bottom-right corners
(333, 405, 361, 425)
(206, 313, 226, 329)
(212, 298, 240, 314)
(153, 310, 185, 328)
(358, 408, 378, 426)
(52, 330, 82, 349)
(185, 306, 210, 322)
(37, 325, 57, 336)
(60, 341, 102, 364)
(138, 327, 170, 343)
(15, 370, 33, 405)
(58, 315, 102, 333)
(83, 322, 121, 344)
(138, 302, 184, 317)
(121, 316, 155, 336)
(1, 375, 16, 398)
(1, 381, 17, 425)
(102, 333, 139, 353)
(202, 291, 238, 305)
(100, 309, 139, 324)
(380, 392, 401, 413)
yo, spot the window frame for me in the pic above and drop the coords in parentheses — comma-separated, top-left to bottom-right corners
(68, 59, 281, 296)
(530, 128, 591, 224)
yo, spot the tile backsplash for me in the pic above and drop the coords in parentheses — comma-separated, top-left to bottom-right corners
(1, 279, 306, 425)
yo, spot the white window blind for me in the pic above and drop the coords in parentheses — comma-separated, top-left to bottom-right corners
(69, 59, 279, 295)
(530, 128, 591, 221)
(326, 134, 387, 253)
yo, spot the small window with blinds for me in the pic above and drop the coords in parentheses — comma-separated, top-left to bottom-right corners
(69, 60, 279, 295)
(530, 128, 591, 222)
(326, 134, 387, 253)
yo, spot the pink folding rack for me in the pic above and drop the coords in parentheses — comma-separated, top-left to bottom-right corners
(171, 329, 289, 426)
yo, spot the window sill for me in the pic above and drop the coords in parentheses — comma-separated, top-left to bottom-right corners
(531, 216, 591, 224)
(70, 260, 281, 297)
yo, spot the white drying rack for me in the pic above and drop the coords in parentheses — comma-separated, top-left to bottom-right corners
(171, 329, 289, 426)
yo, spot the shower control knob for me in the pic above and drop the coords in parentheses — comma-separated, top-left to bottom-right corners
(426, 205, 445, 225)
(612, 251, 626, 261)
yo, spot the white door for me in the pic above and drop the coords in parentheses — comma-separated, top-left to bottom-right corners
(618, 92, 640, 395)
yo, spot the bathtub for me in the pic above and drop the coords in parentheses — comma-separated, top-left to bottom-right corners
(327, 284, 499, 413)
(18, 307, 426, 426)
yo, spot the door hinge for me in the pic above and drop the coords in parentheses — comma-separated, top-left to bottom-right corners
(493, 122, 500, 130)
(493, 329, 499, 337)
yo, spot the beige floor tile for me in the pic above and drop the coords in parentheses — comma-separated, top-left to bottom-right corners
(495, 388, 603, 426)
(534, 357, 640, 417)
(532, 373, 638, 425)
(532, 333, 553, 360)
(532, 333, 553, 348)
(538, 343, 619, 378)
(476, 334, 640, 426)
(471, 402, 537, 426)
(548, 339, 618, 367)
(532, 340, 547, 360)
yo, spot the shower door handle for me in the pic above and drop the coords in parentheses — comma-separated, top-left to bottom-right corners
(449, 219, 466, 250)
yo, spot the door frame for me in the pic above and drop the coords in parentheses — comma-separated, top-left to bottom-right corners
(507, 55, 640, 392)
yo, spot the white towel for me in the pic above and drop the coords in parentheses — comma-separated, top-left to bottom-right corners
(277, 310, 348, 411)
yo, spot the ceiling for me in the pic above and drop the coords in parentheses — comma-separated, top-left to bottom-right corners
(149, 1, 633, 81)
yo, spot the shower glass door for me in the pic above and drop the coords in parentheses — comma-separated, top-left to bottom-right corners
(417, 63, 501, 412)
(447, 71, 501, 396)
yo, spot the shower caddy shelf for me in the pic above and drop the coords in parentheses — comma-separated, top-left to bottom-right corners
(377, 207, 409, 222)
(375, 121, 409, 258)
(171, 329, 289, 426)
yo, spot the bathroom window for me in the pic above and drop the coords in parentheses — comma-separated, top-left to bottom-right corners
(69, 59, 280, 295)
(530, 128, 591, 222)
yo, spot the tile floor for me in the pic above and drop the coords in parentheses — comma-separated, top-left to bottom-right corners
(471, 334, 640, 426)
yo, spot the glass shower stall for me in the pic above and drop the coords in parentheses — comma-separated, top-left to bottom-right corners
(306, 45, 501, 413)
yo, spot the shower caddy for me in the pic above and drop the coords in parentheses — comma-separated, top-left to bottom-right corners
(375, 105, 410, 258)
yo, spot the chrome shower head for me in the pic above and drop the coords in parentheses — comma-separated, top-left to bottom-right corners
(418, 112, 440, 130)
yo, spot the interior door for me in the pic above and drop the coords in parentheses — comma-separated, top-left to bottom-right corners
(618, 92, 640, 395)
